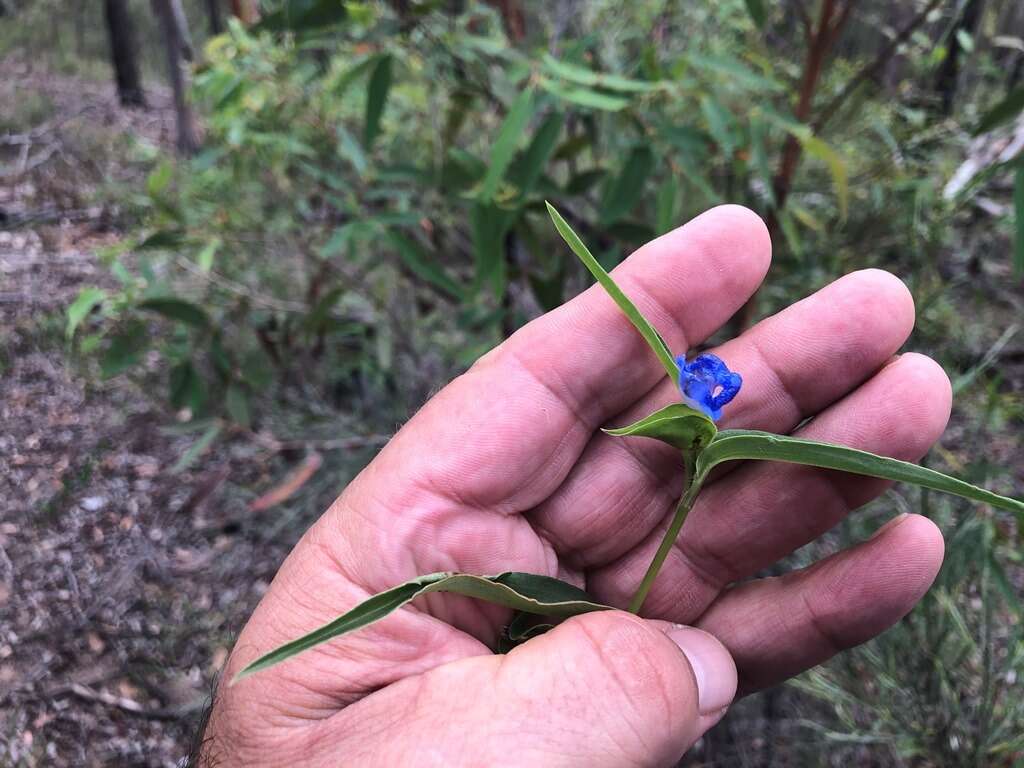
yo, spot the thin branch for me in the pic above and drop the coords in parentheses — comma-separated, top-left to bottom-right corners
(68, 682, 205, 721)
(790, 0, 813, 43)
(812, 0, 945, 132)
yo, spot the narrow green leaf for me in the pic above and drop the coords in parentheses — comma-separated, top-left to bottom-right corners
(545, 202, 679, 384)
(799, 135, 849, 220)
(655, 179, 678, 235)
(687, 53, 781, 92)
(694, 430, 1024, 522)
(566, 168, 606, 195)
(700, 95, 736, 157)
(600, 146, 654, 224)
(505, 612, 555, 645)
(233, 572, 610, 681)
(471, 202, 513, 298)
(331, 55, 377, 97)
(953, 324, 1019, 395)
(137, 229, 185, 251)
(387, 232, 464, 299)
(364, 54, 393, 148)
(169, 361, 204, 411)
(100, 320, 149, 378)
(537, 77, 630, 111)
(337, 125, 368, 176)
(480, 87, 535, 202)
(604, 403, 716, 453)
(974, 86, 1024, 135)
(744, 0, 766, 26)
(509, 111, 564, 196)
(541, 54, 664, 93)
(171, 421, 222, 474)
(196, 238, 221, 272)
(138, 297, 210, 329)
(146, 160, 173, 197)
(66, 287, 107, 339)
(225, 383, 251, 428)
(1014, 164, 1024, 277)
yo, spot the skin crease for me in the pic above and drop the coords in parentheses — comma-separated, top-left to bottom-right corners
(199, 206, 951, 767)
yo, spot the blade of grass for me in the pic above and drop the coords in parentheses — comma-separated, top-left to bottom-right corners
(545, 202, 679, 385)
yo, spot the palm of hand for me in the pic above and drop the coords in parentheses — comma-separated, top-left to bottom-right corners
(206, 207, 949, 766)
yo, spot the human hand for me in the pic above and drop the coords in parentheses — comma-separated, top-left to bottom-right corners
(200, 206, 950, 767)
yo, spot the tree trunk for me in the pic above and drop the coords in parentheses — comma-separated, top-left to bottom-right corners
(103, 0, 146, 108)
(206, 0, 223, 35)
(229, 0, 260, 25)
(152, 0, 199, 153)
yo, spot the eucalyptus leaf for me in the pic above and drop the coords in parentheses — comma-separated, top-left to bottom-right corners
(387, 232, 464, 300)
(537, 77, 631, 111)
(545, 202, 679, 385)
(744, 0, 766, 26)
(600, 146, 654, 224)
(364, 54, 393, 149)
(480, 87, 535, 202)
(798, 136, 849, 220)
(974, 85, 1024, 135)
(233, 571, 610, 682)
(171, 421, 222, 474)
(541, 54, 663, 93)
(694, 430, 1024, 522)
(138, 297, 210, 329)
(604, 403, 716, 453)
(66, 287, 107, 339)
(508, 111, 563, 196)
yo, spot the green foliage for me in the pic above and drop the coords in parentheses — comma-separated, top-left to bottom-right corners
(234, 571, 611, 681)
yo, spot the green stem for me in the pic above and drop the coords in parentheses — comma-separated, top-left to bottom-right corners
(628, 472, 701, 615)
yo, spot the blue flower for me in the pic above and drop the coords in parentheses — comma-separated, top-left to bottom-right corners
(676, 353, 742, 422)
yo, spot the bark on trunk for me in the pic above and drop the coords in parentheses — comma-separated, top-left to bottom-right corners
(934, 0, 984, 115)
(104, 0, 146, 108)
(152, 0, 199, 153)
(206, 0, 224, 35)
(229, 0, 260, 25)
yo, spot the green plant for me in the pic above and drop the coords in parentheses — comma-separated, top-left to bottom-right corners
(232, 206, 1024, 682)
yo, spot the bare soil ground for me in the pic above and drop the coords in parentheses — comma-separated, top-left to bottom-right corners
(0, 62, 329, 768)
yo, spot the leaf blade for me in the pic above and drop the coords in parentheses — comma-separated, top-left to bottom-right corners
(545, 202, 679, 384)
(233, 571, 610, 682)
(695, 430, 1024, 521)
(66, 287, 107, 339)
(974, 85, 1024, 135)
(137, 297, 210, 328)
(387, 231, 464, 299)
(600, 145, 654, 224)
(604, 403, 716, 453)
(480, 87, 535, 202)
(364, 54, 393, 148)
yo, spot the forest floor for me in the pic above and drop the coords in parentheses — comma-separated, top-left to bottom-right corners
(3, 58, 1024, 768)
(0, 60, 322, 767)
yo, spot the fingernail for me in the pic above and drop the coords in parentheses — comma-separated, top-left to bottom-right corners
(666, 626, 737, 715)
(870, 513, 909, 540)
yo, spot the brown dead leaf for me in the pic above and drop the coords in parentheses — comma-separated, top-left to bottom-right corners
(86, 631, 105, 654)
(249, 452, 323, 512)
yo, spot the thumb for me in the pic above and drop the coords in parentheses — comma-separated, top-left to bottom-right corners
(335, 611, 737, 767)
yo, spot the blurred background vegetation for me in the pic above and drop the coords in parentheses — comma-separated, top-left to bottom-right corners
(1, 0, 1023, 765)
